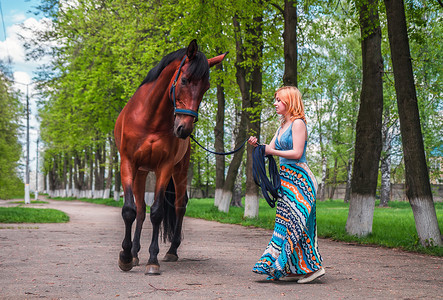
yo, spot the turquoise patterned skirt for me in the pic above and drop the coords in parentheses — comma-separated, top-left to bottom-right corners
(252, 163, 322, 280)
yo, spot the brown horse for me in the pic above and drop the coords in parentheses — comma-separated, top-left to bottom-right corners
(114, 40, 226, 275)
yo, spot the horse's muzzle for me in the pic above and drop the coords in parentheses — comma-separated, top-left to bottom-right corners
(173, 117, 194, 139)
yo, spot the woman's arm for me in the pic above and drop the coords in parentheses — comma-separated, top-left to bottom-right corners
(265, 119, 306, 159)
(248, 129, 278, 150)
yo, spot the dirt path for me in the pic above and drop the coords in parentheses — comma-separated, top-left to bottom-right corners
(0, 198, 442, 299)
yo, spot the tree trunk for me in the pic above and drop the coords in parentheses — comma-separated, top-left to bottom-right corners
(144, 172, 155, 206)
(346, 0, 383, 237)
(219, 123, 246, 212)
(44, 172, 47, 194)
(68, 155, 73, 197)
(94, 142, 106, 199)
(384, 0, 441, 246)
(379, 153, 391, 207)
(213, 62, 226, 207)
(196, 158, 203, 197)
(113, 148, 121, 201)
(73, 151, 85, 198)
(48, 155, 58, 197)
(319, 155, 327, 201)
(328, 158, 338, 200)
(344, 157, 353, 203)
(104, 137, 115, 199)
(218, 14, 251, 213)
(283, 0, 297, 87)
(86, 148, 93, 198)
(62, 153, 68, 197)
(205, 155, 210, 198)
(73, 152, 79, 197)
(379, 108, 392, 207)
(244, 10, 263, 218)
(315, 97, 327, 202)
(231, 165, 244, 207)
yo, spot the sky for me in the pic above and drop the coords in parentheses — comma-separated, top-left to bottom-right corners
(0, 0, 49, 187)
(0, 0, 44, 77)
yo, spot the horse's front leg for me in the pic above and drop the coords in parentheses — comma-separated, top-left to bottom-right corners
(131, 171, 148, 266)
(145, 171, 171, 275)
(164, 148, 190, 262)
(118, 159, 136, 271)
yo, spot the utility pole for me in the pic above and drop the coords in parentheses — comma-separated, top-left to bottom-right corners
(25, 84, 30, 204)
(14, 80, 33, 204)
(35, 137, 39, 200)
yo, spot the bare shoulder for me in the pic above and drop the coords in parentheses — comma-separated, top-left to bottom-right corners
(292, 119, 307, 140)
(292, 119, 306, 130)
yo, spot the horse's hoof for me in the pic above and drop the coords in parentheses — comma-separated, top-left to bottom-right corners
(133, 257, 140, 266)
(163, 253, 178, 262)
(118, 251, 133, 272)
(145, 264, 161, 275)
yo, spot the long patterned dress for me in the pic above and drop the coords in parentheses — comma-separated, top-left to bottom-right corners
(252, 120, 322, 280)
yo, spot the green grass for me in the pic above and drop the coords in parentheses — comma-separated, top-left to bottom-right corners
(0, 207, 70, 223)
(317, 200, 443, 256)
(47, 196, 442, 256)
(186, 198, 443, 256)
(185, 198, 276, 229)
(49, 196, 124, 207)
(11, 200, 49, 204)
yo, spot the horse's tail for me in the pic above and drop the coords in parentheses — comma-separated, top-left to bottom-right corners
(163, 178, 176, 243)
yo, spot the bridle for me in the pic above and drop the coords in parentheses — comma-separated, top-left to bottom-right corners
(170, 55, 248, 157)
(169, 55, 199, 122)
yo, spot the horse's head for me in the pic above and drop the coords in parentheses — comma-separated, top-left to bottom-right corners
(171, 40, 227, 139)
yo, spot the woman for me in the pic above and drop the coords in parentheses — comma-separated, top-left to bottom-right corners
(248, 86, 324, 283)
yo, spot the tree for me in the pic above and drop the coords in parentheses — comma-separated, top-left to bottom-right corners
(297, 3, 361, 203)
(218, 10, 253, 213)
(0, 68, 24, 199)
(282, 0, 298, 87)
(244, 5, 264, 218)
(384, 0, 442, 246)
(379, 102, 394, 207)
(26, 0, 442, 222)
(346, 0, 384, 237)
(213, 61, 226, 206)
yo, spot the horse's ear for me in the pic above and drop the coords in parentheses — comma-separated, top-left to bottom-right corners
(186, 39, 198, 60)
(208, 52, 228, 68)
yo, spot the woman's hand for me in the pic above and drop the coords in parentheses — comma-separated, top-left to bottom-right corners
(248, 136, 259, 147)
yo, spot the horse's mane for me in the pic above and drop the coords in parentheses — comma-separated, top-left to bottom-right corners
(139, 48, 209, 88)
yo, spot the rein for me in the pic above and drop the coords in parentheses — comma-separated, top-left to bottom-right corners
(252, 145, 281, 208)
(191, 135, 280, 208)
(170, 55, 199, 122)
(190, 134, 248, 156)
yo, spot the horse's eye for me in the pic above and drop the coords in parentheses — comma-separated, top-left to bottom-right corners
(181, 78, 188, 85)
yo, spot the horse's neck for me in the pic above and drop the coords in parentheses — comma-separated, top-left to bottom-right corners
(138, 64, 178, 121)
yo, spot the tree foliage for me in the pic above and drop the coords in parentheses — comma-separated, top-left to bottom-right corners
(20, 0, 441, 203)
(0, 66, 24, 199)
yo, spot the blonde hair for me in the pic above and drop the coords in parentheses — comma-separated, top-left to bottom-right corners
(274, 86, 306, 125)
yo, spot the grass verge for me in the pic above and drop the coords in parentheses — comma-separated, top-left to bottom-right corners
(47, 196, 442, 256)
(49, 196, 123, 207)
(0, 207, 69, 223)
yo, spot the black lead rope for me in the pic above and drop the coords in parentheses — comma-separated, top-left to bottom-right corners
(252, 145, 281, 208)
(190, 135, 280, 207)
(190, 134, 248, 156)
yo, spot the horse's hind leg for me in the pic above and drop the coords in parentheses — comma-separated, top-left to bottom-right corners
(131, 171, 148, 266)
(118, 159, 136, 271)
(163, 190, 187, 262)
(164, 149, 190, 262)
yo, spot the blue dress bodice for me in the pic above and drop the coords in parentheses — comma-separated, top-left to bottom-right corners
(275, 121, 307, 165)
